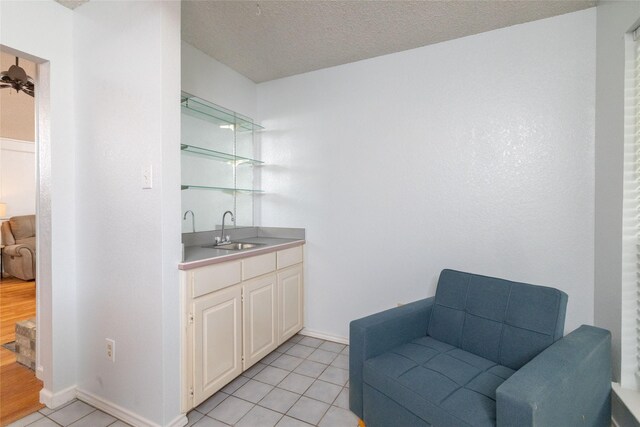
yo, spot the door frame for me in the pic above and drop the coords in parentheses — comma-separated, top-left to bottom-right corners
(0, 44, 53, 394)
(34, 60, 52, 386)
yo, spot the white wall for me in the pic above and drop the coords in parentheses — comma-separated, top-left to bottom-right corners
(182, 42, 257, 119)
(0, 138, 36, 218)
(0, 0, 77, 403)
(258, 9, 596, 340)
(594, 0, 640, 385)
(74, 2, 182, 426)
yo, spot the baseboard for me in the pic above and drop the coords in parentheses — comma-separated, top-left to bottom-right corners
(612, 383, 640, 427)
(300, 328, 348, 345)
(40, 385, 76, 409)
(77, 388, 167, 427)
(166, 414, 188, 427)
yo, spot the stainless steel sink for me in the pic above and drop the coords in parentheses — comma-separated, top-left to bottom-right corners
(202, 242, 266, 251)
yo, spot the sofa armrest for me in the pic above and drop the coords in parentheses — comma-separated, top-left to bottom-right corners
(496, 325, 611, 427)
(4, 244, 33, 257)
(349, 297, 434, 419)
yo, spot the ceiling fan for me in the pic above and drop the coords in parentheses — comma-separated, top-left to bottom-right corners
(0, 56, 34, 97)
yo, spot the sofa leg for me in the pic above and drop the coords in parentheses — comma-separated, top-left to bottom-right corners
(358, 419, 365, 427)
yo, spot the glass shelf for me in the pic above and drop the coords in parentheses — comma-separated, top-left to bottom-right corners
(181, 91, 263, 234)
(181, 185, 264, 194)
(181, 144, 264, 166)
(181, 91, 264, 132)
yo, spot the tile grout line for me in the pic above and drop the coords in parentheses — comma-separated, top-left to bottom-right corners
(190, 334, 351, 426)
(62, 407, 98, 427)
(27, 416, 62, 426)
(30, 402, 131, 427)
(13, 335, 348, 427)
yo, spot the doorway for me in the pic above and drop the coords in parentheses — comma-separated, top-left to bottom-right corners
(0, 50, 43, 425)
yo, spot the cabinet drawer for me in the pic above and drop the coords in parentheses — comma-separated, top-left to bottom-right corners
(242, 252, 276, 280)
(192, 261, 242, 298)
(277, 246, 303, 269)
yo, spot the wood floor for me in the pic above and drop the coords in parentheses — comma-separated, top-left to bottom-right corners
(0, 276, 43, 426)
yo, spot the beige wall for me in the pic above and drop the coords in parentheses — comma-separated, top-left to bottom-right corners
(0, 51, 35, 141)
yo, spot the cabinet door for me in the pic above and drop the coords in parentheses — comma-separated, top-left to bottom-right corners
(277, 264, 304, 345)
(242, 274, 278, 370)
(192, 284, 242, 406)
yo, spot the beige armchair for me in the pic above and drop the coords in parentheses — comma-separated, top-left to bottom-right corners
(1, 215, 35, 281)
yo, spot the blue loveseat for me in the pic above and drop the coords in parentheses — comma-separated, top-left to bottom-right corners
(349, 269, 611, 427)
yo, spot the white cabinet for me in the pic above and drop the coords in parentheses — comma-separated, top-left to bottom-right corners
(242, 274, 278, 369)
(277, 246, 303, 269)
(192, 285, 242, 406)
(242, 252, 276, 280)
(192, 260, 241, 298)
(277, 264, 304, 345)
(182, 244, 304, 412)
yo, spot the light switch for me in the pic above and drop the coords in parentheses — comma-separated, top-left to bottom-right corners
(142, 165, 153, 189)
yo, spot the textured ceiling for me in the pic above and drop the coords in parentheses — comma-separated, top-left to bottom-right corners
(55, 0, 88, 10)
(183, 0, 595, 83)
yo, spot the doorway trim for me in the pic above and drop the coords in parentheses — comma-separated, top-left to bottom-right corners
(1, 44, 55, 404)
(34, 60, 52, 388)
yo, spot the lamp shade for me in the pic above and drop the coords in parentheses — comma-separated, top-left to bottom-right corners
(0, 203, 5, 218)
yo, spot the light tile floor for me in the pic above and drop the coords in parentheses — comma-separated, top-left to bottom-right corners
(8, 334, 357, 427)
(7, 399, 129, 427)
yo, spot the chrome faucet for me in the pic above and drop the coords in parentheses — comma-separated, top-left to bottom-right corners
(216, 210, 235, 245)
(183, 210, 195, 233)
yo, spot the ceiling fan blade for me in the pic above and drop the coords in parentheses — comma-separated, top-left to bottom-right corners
(0, 56, 35, 97)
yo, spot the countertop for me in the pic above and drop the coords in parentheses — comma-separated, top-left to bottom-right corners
(179, 227, 305, 270)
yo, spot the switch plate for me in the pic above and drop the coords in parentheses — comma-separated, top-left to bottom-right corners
(142, 165, 153, 189)
(106, 338, 115, 362)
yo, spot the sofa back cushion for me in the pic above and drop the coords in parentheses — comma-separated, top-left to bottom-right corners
(9, 215, 35, 241)
(1, 221, 15, 246)
(427, 269, 567, 370)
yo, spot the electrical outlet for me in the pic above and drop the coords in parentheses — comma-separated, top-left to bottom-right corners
(106, 338, 115, 362)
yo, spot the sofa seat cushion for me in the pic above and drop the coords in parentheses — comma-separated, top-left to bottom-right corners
(363, 336, 515, 427)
